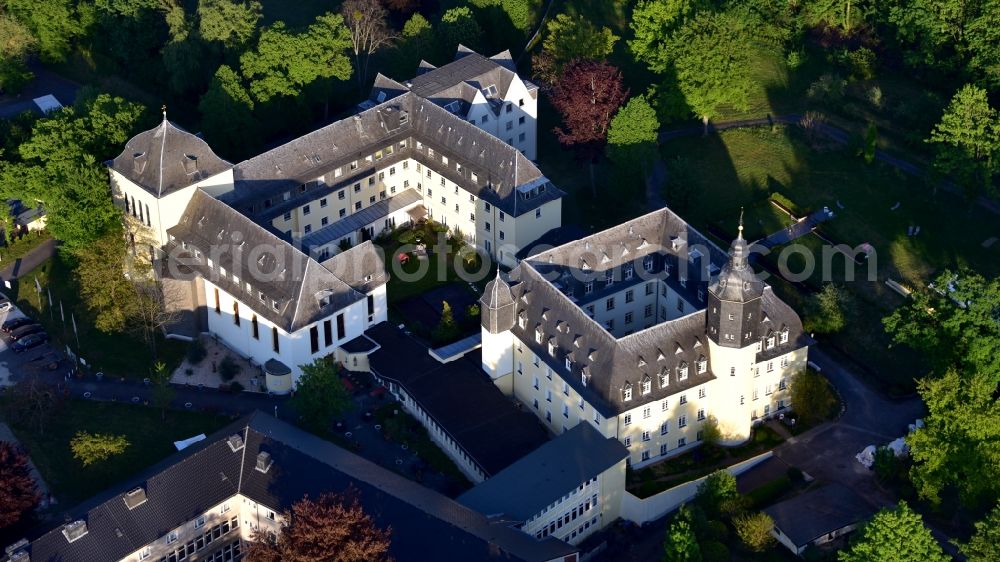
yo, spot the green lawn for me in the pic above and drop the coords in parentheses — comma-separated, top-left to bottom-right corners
(661, 125, 1000, 392)
(8, 254, 186, 379)
(4, 399, 230, 505)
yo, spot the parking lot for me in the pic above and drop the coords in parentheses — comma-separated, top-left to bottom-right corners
(0, 304, 69, 388)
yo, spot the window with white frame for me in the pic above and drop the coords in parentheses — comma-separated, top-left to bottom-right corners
(642, 430, 650, 441)
(661, 421, 669, 435)
(678, 415, 687, 428)
(623, 384, 633, 401)
(565, 358, 572, 371)
(698, 388, 706, 399)
(659, 368, 669, 388)
(641, 378, 651, 394)
(679, 394, 687, 405)
(677, 363, 689, 381)
(697, 358, 707, 374)
(166, 530, 178, 544)
(642, 406, 651, 419)
(661, 399, 668, 411)
(780, 329, 789, 344)
(697, 409, 705, 421)
(624, 413, 632, 426)
(139, 547, 151, 561)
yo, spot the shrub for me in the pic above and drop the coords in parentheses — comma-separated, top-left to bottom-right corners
(701, 541, 730, 562)
(218, 355, 241, 381)
(186, 339, 207, 365)
(791, 369, 839, 424)
(229, 381, 244, 393)
(71, 431, 130, 466)
(807, 73, 846, 106)
(734, 512, 776, 552)
(786, 48, 806, 71)
(704, 520, 729, 542)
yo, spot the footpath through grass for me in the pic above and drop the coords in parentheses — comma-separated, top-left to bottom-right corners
(4, 399, 230, 505)
(8, 254, 185, 379)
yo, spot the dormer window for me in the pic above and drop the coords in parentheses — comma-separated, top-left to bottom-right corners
(624, 264, 634, 280)
(643, 256, 654, 271)
(755, 340, 763, 352)
(535, 328, 543, 344)
(678, 363, 689, 381)
(680, 277, 687, 288)
(622, 383, 633, 402)
(780, 329, 789, 344)
(584, 281, 593, 294)
(518, 315, 526, 329)
(767, 336, 775, 349)
(697, 357, 707, 374)
(605, 270, 614, 286)
(664, 263, 672, 276)
(641, 376, 651, 395)
(565, 357, 572, 372)
(659, 368, 669, 388)
(698, 289, 705, 302)
(547, 340, 556, 356)
(581, 372, 589, 387)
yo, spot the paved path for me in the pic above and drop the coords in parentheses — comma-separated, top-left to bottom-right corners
(658, 114, 1000, 217)
(0, 238, 57, 281)
(0, 66, 81, 119)
(757, 207, 836, 249)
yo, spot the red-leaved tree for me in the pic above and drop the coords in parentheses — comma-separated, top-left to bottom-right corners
(244, 490, 392, 562)
(550, 59, 628, 195)
(0, 441, 40, 529)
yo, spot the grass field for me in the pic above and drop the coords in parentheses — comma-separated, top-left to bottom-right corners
(5, 399, 230, 505)
(9, 255, 186, 379)
(662, 125, 1000, 391)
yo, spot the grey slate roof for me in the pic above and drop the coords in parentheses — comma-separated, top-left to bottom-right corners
(20, 412, 577, 562)
(165, 190, 381, 333)
(458, 423, 628, 522)
(407, 48, 537, 117)
(224, 93, 558, 219)
(764, 484, 874, 548)
(366, 323, 550, 477)
(302, 189, 422, 253)
(109, 117, 231, 197)
(497, 207, 806, 416)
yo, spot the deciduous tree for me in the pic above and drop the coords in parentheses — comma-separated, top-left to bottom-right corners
(662, 505, 701, 562)
(607, 94, 660, 171)
(0, 442, 39, 529)
(667, 10, 754, 132)
(240, 14, 353, 102)
(550, 60, 627, 195)
(790, 369, 838, 424)
(244, 490, 392, 562)
(733, 512, 775, 552)
(342, 0, 396, 94)
(6, 375, 64, 436)
(438, 7, 480, 54)
(198, 0, 262, 49)
(629, 0, 705, 73)
(199, 64, 260, 159)
(906, 369, 1000, 509)
(71, 431, 130, 466)
(289, 358, 352, 433)
(959, 503, 1000, 562)
(927, 84, 999, 196)
(149, 361, 175, 421)
(838, 501, 948, 562)
(542, 13, 618, 76)
(0, 14, 36, 93)
(5, 0, 80, 63)
(695, 470, 741, 519)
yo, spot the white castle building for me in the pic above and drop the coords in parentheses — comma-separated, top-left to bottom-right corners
(106, 49, 560, 390)
(478, 208, 810, 468)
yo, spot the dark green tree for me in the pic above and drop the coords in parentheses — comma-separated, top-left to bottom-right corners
(289, 358, 353, 433)
(0, 14, 36, 93)
(662, 505, 702, 562)
(667, 10, 755, 132)
(695, 470, 742, 519)
(907, 369, 1000, 508)
(790, 369, 838, 424)
(838, 502, 948, 562)
(927, 84, 999, 197)
(959, 504, 1000, 562)
(5, 0, 81, 63)
(198, 0, 262, 49)
(240, 14, 354, 103)
(629, 0, 706, 73)
(542, 12, 618, 69)
(439, 7, 481, 55)
(803, 283, 848, 334)
(607, 95, 660, 171)
(199, 64, 260, 158)
(91, 0, 169, 74)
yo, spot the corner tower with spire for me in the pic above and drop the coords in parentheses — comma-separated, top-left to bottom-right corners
(706, 211, 764, 349)
(479, 270, 517, 395)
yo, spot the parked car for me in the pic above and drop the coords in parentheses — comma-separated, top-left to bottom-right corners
(2, 316, 35, 333)
(9, 324, 45, 341)
(12, 332, 48, 352)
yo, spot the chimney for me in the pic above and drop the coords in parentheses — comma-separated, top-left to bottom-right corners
(255, 451, 273, 473)
(123, 487, 147, 510)
(61, 520, 88, 543)
(226, 434, 244, 452)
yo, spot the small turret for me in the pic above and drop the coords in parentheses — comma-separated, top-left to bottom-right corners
(480, 271, 515, 334)
(706, 211, 764, 348)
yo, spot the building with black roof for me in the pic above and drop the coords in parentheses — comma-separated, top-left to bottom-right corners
(478, 207, 811, 468)
(364, 322, 550, 483)
(458, 423, 629, 545)
(764, 484, 874, 556)
(4, 412, 578, 562)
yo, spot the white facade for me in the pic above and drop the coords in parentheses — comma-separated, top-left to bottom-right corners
(203, 278, 386, 387)
(462, 79, 538, 161)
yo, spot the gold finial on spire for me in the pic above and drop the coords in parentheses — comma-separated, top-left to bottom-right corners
(738, 207, 744, 237)
(161, 105, 167, 121)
